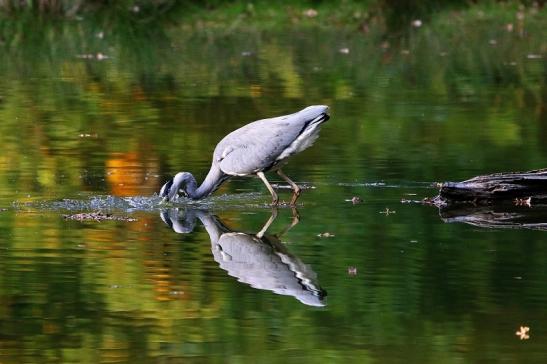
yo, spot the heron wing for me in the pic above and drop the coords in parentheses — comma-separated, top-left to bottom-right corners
(215, 117, 302, 176)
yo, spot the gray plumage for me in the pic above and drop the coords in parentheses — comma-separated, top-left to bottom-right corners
(160, 105, 330, 205)
(161, 208, 326, 307)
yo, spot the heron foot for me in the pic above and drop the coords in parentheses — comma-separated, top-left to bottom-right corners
(290, 186, 301, 201)
(274, 200, 302, 208)
(276, 169, 301, 206)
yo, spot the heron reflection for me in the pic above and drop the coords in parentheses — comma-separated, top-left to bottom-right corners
(160, 208, 326, 307)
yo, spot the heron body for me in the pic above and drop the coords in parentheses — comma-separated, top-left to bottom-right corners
(160, 105, 330, 204)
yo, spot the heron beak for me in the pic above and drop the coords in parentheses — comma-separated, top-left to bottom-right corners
(311, 112, 330, 124)
(159, 179, 174, 201)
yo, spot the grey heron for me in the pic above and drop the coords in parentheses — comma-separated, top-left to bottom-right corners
(159, 105, 330, 205)
(161, 208, 326, 307)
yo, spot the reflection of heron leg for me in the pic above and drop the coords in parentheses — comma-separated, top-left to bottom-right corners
(290, 207, 300, 229)
(277, 208, 300, 237)
(257, 171, 279, 205)
(277, 169, 301, 206)
(256, 208, 278, 239)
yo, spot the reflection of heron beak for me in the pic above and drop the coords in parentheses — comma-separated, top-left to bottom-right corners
(159, 210, 173, 227)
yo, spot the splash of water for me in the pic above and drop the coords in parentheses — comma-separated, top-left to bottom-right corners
(11, 192, 268, 213)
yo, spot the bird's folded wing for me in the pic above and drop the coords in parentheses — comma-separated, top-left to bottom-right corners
(215, 119, 298, 175)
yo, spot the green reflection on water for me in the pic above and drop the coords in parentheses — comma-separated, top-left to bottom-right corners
(0, 10, 546, 363)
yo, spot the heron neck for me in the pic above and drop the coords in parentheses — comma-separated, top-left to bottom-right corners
(187, 165, 226, 200)
(195, 212, 225, 244)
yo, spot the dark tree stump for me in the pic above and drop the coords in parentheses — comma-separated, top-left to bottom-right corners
(434, 168, 547, 205)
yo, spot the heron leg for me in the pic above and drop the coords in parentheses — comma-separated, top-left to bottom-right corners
(257, 171, 279, 205)
(276, 169, 301, 206)
(256, 208, 278, 239)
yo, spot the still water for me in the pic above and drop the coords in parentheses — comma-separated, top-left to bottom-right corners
(0, 22, 546, 363)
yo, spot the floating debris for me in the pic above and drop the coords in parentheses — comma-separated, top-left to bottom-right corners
(514, 197, 532, 207)
(271, 183, 315, 190)
(527, 54, 542, 59)
(339, 47, 350, 54)
(515, 326, 530, 340)
(317, 232, 335, 238)
(347, 266, 357, 276)
(345, 196, 363, 204)
(379, 207, 396, 215)
(63, 212, 137, 222)
(351, 196, 363, 204)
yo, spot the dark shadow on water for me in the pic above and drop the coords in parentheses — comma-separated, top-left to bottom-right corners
(160, 208, 327, 307)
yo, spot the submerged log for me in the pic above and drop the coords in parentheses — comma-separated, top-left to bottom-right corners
(435, 168, 547, 205)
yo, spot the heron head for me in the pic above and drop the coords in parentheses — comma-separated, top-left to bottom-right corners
(159, 172, 190, 202)
(296, 288, 327, 307)
(299, 105, 330, 123)
(159, 178, 176, 201)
